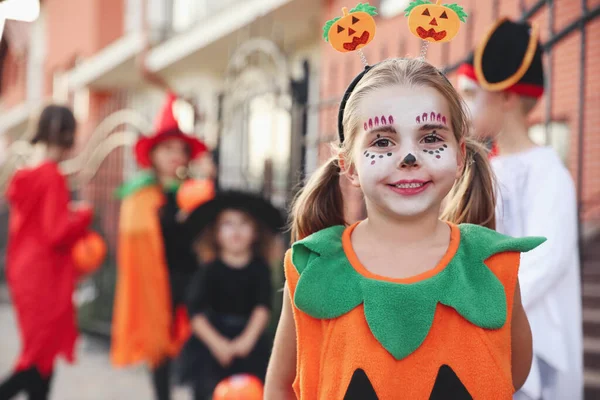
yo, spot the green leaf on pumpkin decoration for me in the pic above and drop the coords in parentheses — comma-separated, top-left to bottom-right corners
(444, 3, 468, 22)
(404, 0, 432, 16)
(323, 3, 378, 42)
(323, 16, 341, 42)
(291, 223, 546, 360)
(350, 2, 378, 16)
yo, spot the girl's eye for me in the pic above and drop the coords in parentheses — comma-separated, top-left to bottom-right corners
(422, 134, 443, 144)
(373, 138, 393, 148)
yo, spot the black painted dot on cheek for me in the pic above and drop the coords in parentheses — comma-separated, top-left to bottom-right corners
(429, 151, 434, 155)
(387, 153, 392, 157)
(443, 144, 448, 148)
(379, 155, 383, 158)
(439, 148, 444, 151)
(423, 150, 428, 153)
(371, 155, 375, 159)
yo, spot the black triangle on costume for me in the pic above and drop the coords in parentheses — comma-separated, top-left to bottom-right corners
(344, 369, 379, 400)
(429, 365, 473, 400)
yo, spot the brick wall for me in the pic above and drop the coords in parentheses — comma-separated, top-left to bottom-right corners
(319, 0, 600, 224)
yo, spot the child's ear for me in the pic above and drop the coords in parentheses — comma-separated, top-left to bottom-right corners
(340, 157, 361, 188)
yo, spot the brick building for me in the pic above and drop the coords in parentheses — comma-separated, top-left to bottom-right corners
(318, 0, 600, 233)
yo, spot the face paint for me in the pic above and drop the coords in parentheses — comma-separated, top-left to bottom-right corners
(365, 115, 395, 131)
(416, 112, 448, 126)
(352, 84, 460, 219)
(423, 142, 448, 159)
(401, 153, 417, 166)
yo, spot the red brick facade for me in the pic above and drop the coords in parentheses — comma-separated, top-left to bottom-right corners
(319, 0, 600, 225)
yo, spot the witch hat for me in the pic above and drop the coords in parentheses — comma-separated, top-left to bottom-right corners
(134, 92, 208, 168)
(184, 191, 285, 240)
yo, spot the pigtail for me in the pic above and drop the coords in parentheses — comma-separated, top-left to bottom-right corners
(441, 138, 496, 229)
(290, 157, 345, 242)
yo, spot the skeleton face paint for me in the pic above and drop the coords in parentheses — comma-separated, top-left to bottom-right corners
(351, 84, 461, 219)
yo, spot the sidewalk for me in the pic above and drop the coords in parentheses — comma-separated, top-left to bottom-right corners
(0, 298, 191, 400)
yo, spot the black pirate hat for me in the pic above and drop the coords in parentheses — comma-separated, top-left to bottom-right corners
(184, 190, 285, 239)
(458, 18, 544, 98)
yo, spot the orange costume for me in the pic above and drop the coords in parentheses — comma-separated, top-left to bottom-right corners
(110, 93, 207, 368)
(284, 222, 545, 399)
(110, 181, 191, 367)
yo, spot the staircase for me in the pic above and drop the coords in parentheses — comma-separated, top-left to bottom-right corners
(583, 231, 600, 399)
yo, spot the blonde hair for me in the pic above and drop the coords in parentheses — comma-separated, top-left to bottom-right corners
(291, 58, 496, 241)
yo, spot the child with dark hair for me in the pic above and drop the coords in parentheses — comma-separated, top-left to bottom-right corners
(0, 104, 93, 400)
(179, 191, 283, 400)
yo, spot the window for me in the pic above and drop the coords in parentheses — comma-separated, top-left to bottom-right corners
(529, 122, 570, 164)
(379, 0, 411, 18)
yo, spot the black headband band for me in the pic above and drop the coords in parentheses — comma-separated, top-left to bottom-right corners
(337, 64, 374, 144)
(337, 59, 453, 144)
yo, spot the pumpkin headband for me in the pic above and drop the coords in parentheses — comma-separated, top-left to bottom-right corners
(324, 1, 468, 143)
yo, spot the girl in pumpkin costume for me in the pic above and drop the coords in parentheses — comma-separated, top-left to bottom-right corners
(265, 3, 545, 399)
(110, 92, 210, 400)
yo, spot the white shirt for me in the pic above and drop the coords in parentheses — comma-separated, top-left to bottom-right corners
(492, 146, 583, 400)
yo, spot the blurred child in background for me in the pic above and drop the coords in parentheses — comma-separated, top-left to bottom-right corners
(179, 191, 283, 400)
(0, 105, 93, 400)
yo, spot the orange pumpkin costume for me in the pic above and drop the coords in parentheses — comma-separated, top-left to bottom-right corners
(284, 222, 545, 399)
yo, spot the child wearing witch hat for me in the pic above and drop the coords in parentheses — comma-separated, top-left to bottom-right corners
(179, 191, 283, 399)
(110, 91, 212, 400)
(457, 18, 582, 400)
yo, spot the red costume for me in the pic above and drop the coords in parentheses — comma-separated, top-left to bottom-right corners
(5, 161, 92, 377)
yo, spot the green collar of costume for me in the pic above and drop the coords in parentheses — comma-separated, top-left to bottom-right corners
(291, 223, 545, 360)
(115, 170, 180, 199)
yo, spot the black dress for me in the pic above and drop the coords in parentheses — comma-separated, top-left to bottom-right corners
(177, 258, 273, 397)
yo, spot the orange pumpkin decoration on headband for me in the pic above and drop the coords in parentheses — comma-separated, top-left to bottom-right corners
(405, 0, 467, 43)
(324, 3, 377, 53)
